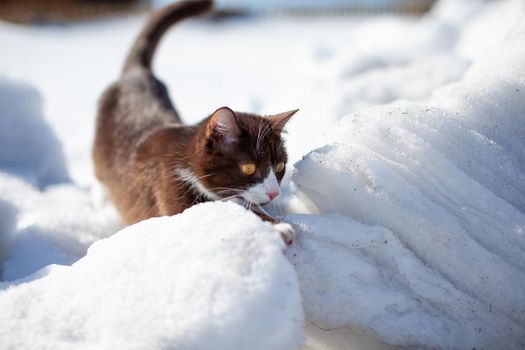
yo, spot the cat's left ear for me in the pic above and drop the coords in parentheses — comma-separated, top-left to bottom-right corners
(267, 109, 299, 132)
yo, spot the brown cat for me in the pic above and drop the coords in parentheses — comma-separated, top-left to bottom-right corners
(93, 0, 297, 243)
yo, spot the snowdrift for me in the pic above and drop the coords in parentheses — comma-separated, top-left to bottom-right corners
(0, 202, 303, 350)
(272, 0, 524, 164)
(0, 78, 68, 187)
(291, 18, 525, 350)
(0, 173, 120, 281)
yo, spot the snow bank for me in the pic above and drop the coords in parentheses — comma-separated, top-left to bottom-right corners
(0, 78, 69, 187)
(291, 17, 525, 350)
(273, 0, 524, 163)
(0, 171, 120, 281)
(0, 202, 303, 350)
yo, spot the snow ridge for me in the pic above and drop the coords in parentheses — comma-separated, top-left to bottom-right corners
(291, 18, 525, 350)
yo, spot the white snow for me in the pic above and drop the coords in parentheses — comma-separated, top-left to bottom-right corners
(1, 0, 524, 348)
(0, 78, 69, 187)
(0, 202, 303, 349)
(291, 10, 525, 350)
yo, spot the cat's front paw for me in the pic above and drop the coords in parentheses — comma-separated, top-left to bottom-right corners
(273, 222, 295, 246)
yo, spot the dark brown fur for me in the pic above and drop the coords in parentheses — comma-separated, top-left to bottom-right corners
(93, 0, 296, 226)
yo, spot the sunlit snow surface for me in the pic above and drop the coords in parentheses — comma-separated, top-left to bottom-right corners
(1, 0, 524, 349)
(290, 11, 525, 349)
(0, 202, 303, 350)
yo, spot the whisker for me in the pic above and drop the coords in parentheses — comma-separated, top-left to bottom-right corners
(256, 117, 263, 155)
(220, 194, 241, 202)
(212, 187, 244, 192)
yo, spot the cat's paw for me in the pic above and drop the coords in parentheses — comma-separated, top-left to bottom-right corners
(273, 222, 295, 246)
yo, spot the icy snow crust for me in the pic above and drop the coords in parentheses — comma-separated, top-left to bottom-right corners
(291, 18, 525, 350)
(1, 0, 525, 349)
(0, 202, 303, 350)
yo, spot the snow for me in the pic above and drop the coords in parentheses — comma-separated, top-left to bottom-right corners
(291, 11, 525, 350)
(1, 0, 524, 348)
(0, 202, 303, 349)
(0, 78, 69, 187)
(0, 173, 120, 281)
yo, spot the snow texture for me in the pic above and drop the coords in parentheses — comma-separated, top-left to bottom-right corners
(0, 202, 303, 350)
(0, 172, 121, 281)
(1, 0, 525, 348)
(291, 14, 525, 350)
(268, 0, 525, 164)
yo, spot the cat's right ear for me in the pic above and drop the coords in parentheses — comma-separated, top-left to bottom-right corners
(206, 107, 241, 146)
(268, 109, 299, 133)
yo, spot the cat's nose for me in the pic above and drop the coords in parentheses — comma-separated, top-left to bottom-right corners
(267, 191, 279, 200)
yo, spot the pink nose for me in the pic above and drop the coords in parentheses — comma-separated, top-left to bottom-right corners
(267, 191, 279, 200)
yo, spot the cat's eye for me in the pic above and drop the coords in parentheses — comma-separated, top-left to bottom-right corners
(275, 162, 285, 172)
(240, 163, 256, 175)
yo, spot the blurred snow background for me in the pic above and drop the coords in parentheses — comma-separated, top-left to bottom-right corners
(1, 0, 524, 349)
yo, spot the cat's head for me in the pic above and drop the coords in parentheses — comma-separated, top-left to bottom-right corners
(193, 106, 297, 206)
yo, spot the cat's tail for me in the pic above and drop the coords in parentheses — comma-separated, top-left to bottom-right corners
(122, 0, 212, 74)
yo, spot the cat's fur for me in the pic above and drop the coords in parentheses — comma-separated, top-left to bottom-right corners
(93, 0, 297, 242)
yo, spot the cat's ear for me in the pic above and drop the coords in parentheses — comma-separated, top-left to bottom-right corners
(206, 107, 241, 145)
(267, 109, 299, 132)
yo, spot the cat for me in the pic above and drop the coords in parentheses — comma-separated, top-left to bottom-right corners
(93, 0, 297, 244)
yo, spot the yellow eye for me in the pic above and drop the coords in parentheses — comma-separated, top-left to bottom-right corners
(275, 162, 285, 172)
(240, 163, 256, 175)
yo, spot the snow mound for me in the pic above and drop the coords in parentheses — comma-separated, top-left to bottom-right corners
(0, 202, 303, 350)
(0, 172, 120, 281)
(290, 17, 525, 350)
(273, 0, 524, 163)
(0, 78, 69, 187)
